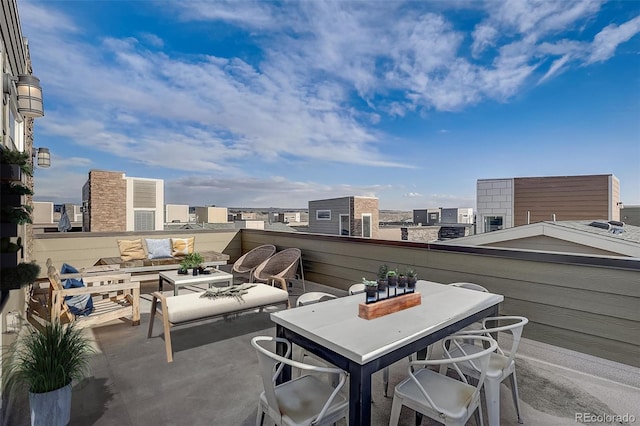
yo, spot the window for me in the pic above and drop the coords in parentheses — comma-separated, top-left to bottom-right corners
(362, 214, 372, 238)
(316, 210, 331, 220)
(340, 214, 350, 236)
(134, 211, 155, 231)
(484, 216, 503, 232)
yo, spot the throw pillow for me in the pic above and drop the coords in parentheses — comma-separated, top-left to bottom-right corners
(117, 239, 147, 261)
(171, 236, 195, 257)
(60, 263, 94, 317)
(146, 238, 172, 259)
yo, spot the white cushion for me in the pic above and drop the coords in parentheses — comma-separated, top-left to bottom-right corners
(146, 238, 172, 259)
(166, 284, 289, 324)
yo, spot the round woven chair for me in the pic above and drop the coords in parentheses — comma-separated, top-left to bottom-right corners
(232, 244, 276, 283)
(253, 248, 304, 293)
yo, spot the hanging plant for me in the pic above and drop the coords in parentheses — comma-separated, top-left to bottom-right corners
(0, 205, 33, 225)
(0, 262, 40, 292)
(0, 147, 33, 176)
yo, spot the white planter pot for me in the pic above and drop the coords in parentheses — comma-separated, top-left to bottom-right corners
(29, 383, 72, 426)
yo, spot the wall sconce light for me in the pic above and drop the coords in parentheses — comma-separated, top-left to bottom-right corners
(32, 147, 51, 168)
(617, 202, 624, 209)
(3, 73, 45, 118)
(16, 74, 44, 118)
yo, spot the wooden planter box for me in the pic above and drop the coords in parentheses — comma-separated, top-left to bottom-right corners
(0, 164, 22, 182)
(358, 292, 421, 320)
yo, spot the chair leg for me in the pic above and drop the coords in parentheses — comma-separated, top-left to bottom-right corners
(484, 378, 500, 426)
(476, 402, 485, 426)
(147, 295, 158, 338)
(388, 395, 402, 426)
(509, 370, 524, 424)
(383, 367, 390, 397)
(255, 403, 265, 426)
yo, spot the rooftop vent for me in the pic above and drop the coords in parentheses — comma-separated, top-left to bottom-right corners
(588, 221, 610, 230)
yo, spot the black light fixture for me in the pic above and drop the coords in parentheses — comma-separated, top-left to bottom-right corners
(32, 147, 50, 168)
(16, 74, 44, 118)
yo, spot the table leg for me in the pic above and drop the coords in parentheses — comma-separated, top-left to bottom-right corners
(275, 325, 291, 385)
(348, 365, 371, 426)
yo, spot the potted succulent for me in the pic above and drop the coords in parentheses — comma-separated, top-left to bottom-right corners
(0, 146, 32, 182)
(377, 264, 389, 292)
(398, 272, 407, 289)
(2, 320, 95, 426)
(406, 269, 418, 289)
(386, 270, 398, 287)
(362, 278, 378, 301)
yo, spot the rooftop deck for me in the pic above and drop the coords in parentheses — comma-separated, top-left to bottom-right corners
(4, 276, 639, 426)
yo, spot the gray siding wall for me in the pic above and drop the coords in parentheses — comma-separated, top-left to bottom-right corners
(308, 197, 350, 235)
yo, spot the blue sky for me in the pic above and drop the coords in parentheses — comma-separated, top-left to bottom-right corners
(20, 0, 640, 210)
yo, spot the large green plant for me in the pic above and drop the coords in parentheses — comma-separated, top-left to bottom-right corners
(2, 321, 95, 394)
(179, 252, 204, 270)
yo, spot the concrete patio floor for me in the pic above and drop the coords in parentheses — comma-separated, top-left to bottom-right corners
(4, 277, 639, 426)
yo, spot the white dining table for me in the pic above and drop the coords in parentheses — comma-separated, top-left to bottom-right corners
(270, 280, 504, 426)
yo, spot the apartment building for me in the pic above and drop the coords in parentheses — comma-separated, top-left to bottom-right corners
(82, 170, 164, 232)
(308, 196, 379, 238)
(165, 204, 189, 223)
(413, 207, 473, 225)
(476, 174, 620, 233)
(194, 206, 228, 224)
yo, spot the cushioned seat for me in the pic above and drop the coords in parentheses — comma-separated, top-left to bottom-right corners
(167, 284, 289, 324)
(148, 279, 290, 362)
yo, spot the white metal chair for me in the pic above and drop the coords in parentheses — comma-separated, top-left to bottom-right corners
(449, 282, 489, 292)
(389, 335, 498, 426)
(251, 336, 349, 426)
(348, 283, 365, 295)
(296, 292, 337, 307)
(441, 316, 529, 426)
(232, 244, 276, 283)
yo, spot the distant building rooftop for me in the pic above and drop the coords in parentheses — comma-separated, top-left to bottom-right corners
(440, 220, 640, 257)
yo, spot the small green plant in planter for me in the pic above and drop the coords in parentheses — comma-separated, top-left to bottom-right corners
(406, 269, 418, 289)
(386, 270, 398, 287)
(179, 252, 204, 274)
(0, 147, 33, 177)
(362, 278, 378, 302)
(398, 272, 407, 288)
(2, 320, 95, 426)
(0, 262, 40, 292)
(377, 264, 389, 291)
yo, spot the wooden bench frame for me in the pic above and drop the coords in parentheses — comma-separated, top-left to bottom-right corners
(28, 260, 141, 330)
(148, 277, 289, 362)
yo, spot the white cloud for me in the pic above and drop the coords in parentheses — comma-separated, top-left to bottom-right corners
(403, 192, 422, 198)
(17, 1, 639, 207)
(165, 176, 392, 207)
(471, 24, 499, 57)
(588, 15, 640, 63)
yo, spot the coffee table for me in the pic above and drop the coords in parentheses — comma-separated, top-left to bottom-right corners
(159, 269, 234, 296)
